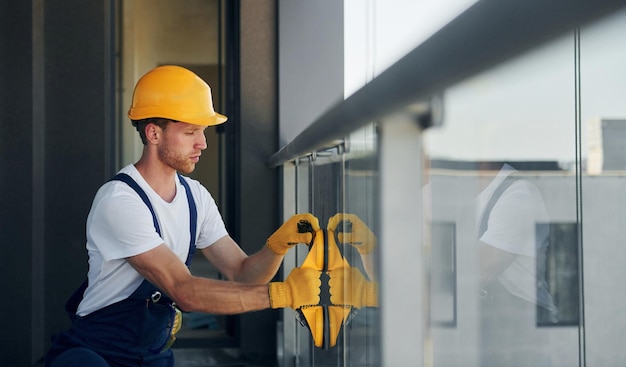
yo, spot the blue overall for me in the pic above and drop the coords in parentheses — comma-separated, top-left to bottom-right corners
(45, 173, 197, 367)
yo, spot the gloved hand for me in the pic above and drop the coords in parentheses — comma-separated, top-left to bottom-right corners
(269, 267, 322, 309)
(328, 267, 378, 308)
(327, 213, 377, 254)
(266, 213, 320, 255)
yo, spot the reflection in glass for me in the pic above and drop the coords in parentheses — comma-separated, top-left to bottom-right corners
(430, 222, 457, 327)
(540, 223, 579, 327)
(424, 23, 581, 365)
(476, 163, 557, 367)
(284, 125, 380, 365)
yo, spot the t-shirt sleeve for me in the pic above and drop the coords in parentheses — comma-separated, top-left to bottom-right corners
(479, 181, 540, 257)
(87, 188, 165, 261)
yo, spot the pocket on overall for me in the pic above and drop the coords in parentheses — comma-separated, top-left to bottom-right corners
(139, 301, 176, 354)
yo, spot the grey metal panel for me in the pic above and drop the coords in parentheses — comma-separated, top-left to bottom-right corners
(278, 0, 344, 147)
(237, 0, 280, 362)
(0, 1, 36, 365)
(0, 1, 115, 365)
(43, 0, 114, 358)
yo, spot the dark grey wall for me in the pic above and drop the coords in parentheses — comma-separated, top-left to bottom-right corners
(0, 1, 36, 365)
(0, 1, 114, 365)
(278, 0, 344, 146)
(43, 0, 115, 348)
(235, 0, 280, 362)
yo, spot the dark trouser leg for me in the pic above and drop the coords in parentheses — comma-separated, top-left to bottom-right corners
(49, 347, 110, 367)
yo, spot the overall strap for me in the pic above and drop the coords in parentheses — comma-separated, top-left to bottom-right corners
(177, 173, 197, 264)
(478, 176, 519, 239)
(110, 172, 197, 265)
(111, 173, 161, 236)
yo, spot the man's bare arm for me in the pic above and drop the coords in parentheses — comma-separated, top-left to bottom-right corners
(127, 244, 270, 314)
(200, 235, 285, 284)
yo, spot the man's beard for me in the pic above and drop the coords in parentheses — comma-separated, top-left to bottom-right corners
(157, 143, 195, 174)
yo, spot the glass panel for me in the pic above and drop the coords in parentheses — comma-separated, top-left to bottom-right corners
(423, 30, 579, 366)
(579, 9, 626, 365)
(339, 124, 379, 365)
(294, 156, 314, 366)
(344, 0, 476, 96)
(286, 124, 380, 366)
(310, 158, 345, 365)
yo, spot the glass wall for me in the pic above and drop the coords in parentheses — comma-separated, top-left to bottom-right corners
(423, 8, 626, 367)
(278, 4, 626, 367)
(343, 0, 476, 96)
(281, 125, 380, 366)
(578, 10, 626, 365)
(424, 27, 579, 367)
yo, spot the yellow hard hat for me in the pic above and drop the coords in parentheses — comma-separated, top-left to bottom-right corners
(128, 65, 227, 126)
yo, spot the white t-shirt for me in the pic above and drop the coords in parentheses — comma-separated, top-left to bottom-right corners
(77, 164, 228, 316)
(476, 164, 555, 311)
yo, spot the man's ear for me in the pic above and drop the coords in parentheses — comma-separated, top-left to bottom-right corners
(145, 123, 161, 144)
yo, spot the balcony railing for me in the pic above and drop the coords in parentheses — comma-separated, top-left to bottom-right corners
(268, 0, 626, 167)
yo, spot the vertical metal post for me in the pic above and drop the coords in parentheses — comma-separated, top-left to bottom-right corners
(573, 27, 586, 367)
(378, 115, 425, 366)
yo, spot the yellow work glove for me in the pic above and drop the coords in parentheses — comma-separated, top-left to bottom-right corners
(269, 267, 322, 309)
(327, 213, 377, 254)
(328, 267, 378, 308)
(162, 307, 183, 351)
(266, 213, 320, 255)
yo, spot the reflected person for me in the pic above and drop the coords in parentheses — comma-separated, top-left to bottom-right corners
(476, 162, 557, 367)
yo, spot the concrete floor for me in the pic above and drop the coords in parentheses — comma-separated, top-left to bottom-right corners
(172, 348, 273, 367)
(33, 348, 272, 367)
(173, 348, 241, 366)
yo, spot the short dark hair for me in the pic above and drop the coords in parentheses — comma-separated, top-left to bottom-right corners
(131, 118, 174, 145)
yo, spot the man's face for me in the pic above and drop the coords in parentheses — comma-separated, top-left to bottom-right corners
(157, 121, 208, 174)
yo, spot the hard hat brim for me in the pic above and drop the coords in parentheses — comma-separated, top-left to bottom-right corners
(128, 108, 228, 127)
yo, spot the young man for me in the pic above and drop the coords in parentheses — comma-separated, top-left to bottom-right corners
(45, 65, 322, 367)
